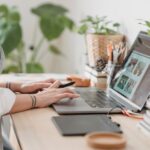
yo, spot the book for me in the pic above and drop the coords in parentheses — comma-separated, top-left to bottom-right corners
(143, 115, 150, 127)
(137, 110, 150, 137)
(146, 111, 150, 118)
(138, 122, 150, 137)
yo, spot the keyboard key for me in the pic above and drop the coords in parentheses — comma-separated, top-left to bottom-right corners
(76, 89, 118, 108)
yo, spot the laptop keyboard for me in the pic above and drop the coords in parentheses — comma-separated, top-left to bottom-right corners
(76, 89, 117, 108)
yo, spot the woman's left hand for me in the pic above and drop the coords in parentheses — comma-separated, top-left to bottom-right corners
(18, 78, 57, 93)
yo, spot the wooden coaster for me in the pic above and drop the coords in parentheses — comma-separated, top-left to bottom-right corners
(86, 132, 126, 149)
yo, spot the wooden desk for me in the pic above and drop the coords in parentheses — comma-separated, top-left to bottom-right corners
(0, 74, 149, 150)
(11, 108, 150, 150)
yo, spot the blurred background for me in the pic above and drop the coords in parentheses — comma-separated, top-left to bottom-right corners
(0, 0, 149, 74)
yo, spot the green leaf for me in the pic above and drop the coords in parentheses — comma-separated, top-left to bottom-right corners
(2, 24, 22, 55)
(60, 16, 74, 30)
(40, 17, 64, 40)
(145, 21, 150, 28)
(0, 20, 7, 44)
(147, 30, 150, 35)
(26, 63, 44, 73)
(49, 45, 62, 55)
(81, 16, 93, 23)
(113, 23, 120, 27)
(0, 5, 22, 55)
(31, 3, 74, 41)
(31, 3, 68, 19)
(78, 15, 120, 34)
(3, 65, 19, 73)
(9, 10, 21, 23)
(0, 5, 8, 17)
(78, 24, 88, 34)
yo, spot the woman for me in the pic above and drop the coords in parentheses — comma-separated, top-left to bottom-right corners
(0, 79, 79, 150)
(0, 45, 79, 115)
(0, 47, 79, 149)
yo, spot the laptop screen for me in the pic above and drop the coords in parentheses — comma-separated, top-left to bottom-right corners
(110, 32, 150, 109)
(112, 51, 150, 99)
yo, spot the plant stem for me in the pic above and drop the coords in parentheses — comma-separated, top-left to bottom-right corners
(30, 37, 45, 63)
(31, 21, 38, 47)
(17, 41, 26, 73)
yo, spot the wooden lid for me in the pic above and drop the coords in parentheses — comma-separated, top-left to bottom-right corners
(86, 132, 126, 149)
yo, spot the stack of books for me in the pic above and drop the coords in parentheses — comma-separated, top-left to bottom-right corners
(138, 110, 150, 137)
(84, 64, 107, 90)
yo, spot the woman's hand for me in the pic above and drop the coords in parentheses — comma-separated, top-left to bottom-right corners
(35, 80, 79, 107)
(35, 87, 79, 108)
(10, 81, 79, 113)
(15, 78, 57, 93)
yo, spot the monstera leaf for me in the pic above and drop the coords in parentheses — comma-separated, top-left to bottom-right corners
(1, 4, 75, 73)
(1, 24, 22, 55)
(0, 5, 22, 55)
(40, 17, 64, 40)
(31, 3, 68, 18)
(31, 3, 74, 41)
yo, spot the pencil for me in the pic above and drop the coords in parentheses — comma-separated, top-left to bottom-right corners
(107, 41, 113, 63)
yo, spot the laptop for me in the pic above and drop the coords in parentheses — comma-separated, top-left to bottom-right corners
(53, 31, 150, 114)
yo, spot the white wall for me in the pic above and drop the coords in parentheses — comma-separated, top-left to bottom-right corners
(59, 0, 150, 73)
(0, 0, 150, 73)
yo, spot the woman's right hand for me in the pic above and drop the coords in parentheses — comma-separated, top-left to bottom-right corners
(35, 80, 79, 108)
(10, 80, 79, 114)
(35, 87, 79, 108)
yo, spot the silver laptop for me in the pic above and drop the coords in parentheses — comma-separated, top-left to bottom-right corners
(53, 32, 150, 114)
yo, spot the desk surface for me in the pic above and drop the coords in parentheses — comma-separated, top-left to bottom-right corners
(11, 108, 150, 150)
(1, 73, 149, 150)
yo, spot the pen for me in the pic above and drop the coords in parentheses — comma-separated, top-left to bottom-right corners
(59, 81, 75, 88)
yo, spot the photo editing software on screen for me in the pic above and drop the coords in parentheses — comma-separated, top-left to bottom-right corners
(113, 50, 150, 99)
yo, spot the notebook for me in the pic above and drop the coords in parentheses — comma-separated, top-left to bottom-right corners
(52, 115, 122, 136)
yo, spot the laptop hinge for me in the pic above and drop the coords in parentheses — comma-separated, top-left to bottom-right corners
(108, 88, 141, 111)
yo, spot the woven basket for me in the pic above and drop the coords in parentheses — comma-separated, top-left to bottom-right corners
(86, 34, 125, 67)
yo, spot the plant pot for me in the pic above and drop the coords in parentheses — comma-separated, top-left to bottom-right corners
(85, 33, 125, 67)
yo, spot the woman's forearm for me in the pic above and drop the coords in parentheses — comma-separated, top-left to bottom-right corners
(0, 82, 21, 92)
(9, 87, 79, 114)
(0, 82, 6, 88)
(10, 94, 33, 113)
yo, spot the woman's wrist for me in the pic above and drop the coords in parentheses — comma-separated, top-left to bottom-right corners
(30, 95, 37, 108)
(5, 82, 22, 92)
(12, 82, 22, 92)
(10, 94, 39, 113)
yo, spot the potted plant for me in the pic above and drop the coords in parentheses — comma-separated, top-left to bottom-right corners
(0, 3, 74, 73)
(78, 16, 125, 67)
(139, 19, 150, 35)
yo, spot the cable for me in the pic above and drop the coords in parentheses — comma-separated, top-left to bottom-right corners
(107, 105, 125, 118)
(107, 105, 143, 119)
(122, 110, 143, 119)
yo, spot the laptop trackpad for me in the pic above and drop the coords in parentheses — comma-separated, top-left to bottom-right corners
(54, 97, 90, 107)
(52, 97, 111, 114)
